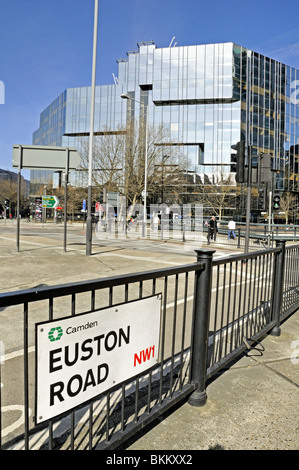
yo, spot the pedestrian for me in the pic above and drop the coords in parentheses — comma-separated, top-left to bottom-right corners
(228, 219, 236, 240)
(209, 215, 218, 241)
(153, 213, 160, 233)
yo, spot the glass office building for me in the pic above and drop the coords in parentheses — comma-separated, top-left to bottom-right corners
(32, 41, 299, 213)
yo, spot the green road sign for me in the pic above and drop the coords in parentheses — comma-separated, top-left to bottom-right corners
(42, 196, 59, 208)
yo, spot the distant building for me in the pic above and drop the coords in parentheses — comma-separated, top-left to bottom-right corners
(32, 41, 299, 216)
(0, 168, 29, 195)
(0, 168, 30, 217)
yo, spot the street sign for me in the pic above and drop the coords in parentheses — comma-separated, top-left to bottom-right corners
(35, 295, 161, 424)
(42, 196, 59, 209)
(12, 145, 81, 170)
(13, 144, 80, 254)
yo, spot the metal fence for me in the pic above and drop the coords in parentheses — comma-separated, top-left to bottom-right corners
(205, 223, 299, 249)
(0, 240, 297, 450)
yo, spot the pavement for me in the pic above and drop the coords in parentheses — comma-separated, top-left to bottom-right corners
(0, 221, 298, 451)
(126, 310, 299, 451)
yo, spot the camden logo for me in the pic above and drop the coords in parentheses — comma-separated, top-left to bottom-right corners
(0, 81, 4, 104)
(290, 80, 299, 105)
(48, 327, 63, 342)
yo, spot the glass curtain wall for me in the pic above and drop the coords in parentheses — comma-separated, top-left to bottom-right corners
(31, 41, 299, 216)
(233, 44, 299, 194)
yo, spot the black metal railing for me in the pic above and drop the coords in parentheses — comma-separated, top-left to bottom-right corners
(207, 247, 278, 379)
(0, 241, 298, 450)
(205, 223, 299, 249)
(0, 262, 202, 450)
(281, 244, 299, 319)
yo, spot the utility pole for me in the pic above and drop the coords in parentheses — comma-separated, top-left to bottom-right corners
(86, 0, 99, 256)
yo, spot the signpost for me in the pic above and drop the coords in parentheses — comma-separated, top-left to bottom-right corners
(35, 295, 161, 424)
(12, 145, 81, 252)
(42, 196, 59, 209)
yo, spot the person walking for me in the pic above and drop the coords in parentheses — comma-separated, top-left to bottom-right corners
(228, 219, 236, 240)
(209, 215, 218, 241)
(153, 213, 160, 233)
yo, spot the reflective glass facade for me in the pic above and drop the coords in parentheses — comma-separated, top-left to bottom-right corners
(32, 41, 299, 201)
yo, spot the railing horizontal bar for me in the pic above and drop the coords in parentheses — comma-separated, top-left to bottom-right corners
(0, 262, 204, 308)
(212, 247, 280, 267)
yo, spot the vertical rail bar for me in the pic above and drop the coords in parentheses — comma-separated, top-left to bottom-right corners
(159, 276, 168, 405)
(89, 402, 93, 449)
(105, 392, 110, 442)
(170, 274, 178, 396)
(134, 377, 139, 422)
(229, 260, 238, 351)
(147, 369, 152, 414)
(121, 383, 125, 431)
(70, 293, 76, 450)
(91, 289, 95, 311)
(219, 264, 226, 361)
(224, 264, 232, 357)
(246, 258, 253, 339)
(48, 297, 54, 450)
(23, 301, 29, 450)
(236, 259, 244, 347)
(211, 265, 220, 366)
(179, 272, 189, 389)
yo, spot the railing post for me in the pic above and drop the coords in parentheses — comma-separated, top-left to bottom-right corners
(188, 248, 215, 407)
(270, 240, 286, 337)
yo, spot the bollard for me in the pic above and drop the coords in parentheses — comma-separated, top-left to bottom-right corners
(270, 240, 286, 336)
(188, 249, 215, 406)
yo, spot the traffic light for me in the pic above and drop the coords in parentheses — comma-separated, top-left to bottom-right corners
(230, 153, 237, 173)
(259, 153, 271, 183)
(3, 199, 9, 218)
(231, 141, 246, 183)
(258, 187, 266, 210)
(99, 188, 107, 204)
(273, 194, 281, 210)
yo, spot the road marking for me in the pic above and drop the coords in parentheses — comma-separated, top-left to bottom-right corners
(0, 235, 48, 247)
(1, 405, 32, 438)
(100, 252, 179, 265)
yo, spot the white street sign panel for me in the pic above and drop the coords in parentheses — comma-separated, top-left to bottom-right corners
(35, 295, 161, 424)
(12, 145, 81, 170)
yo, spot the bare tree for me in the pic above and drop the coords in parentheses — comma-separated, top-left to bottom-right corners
(197, 172, 237, 220)
(78, 123, 189, 207)
(280, 191, 297, 224)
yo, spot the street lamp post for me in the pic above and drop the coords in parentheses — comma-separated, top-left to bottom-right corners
(86, 0, 99, 256)
(121, 94, 148, 237)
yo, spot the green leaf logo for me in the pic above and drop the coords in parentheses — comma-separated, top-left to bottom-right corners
(48, 327, 63, 342)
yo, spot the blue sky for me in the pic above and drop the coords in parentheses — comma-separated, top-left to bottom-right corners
(1, 0, 299, 178)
